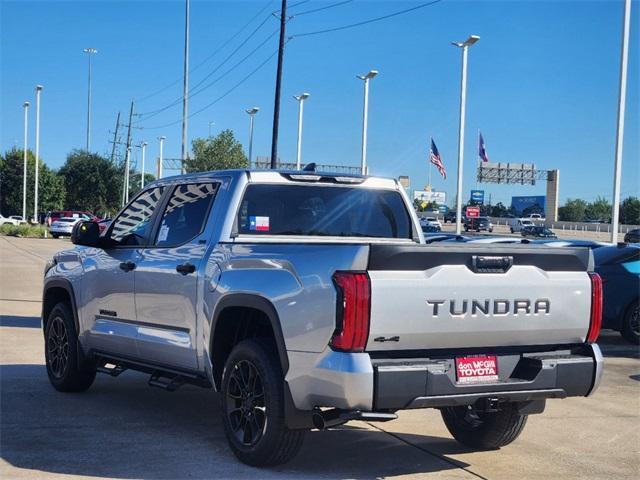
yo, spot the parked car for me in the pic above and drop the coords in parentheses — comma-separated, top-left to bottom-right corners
(49, 217, 82, 238)
(625, 228, 640, 244)
(421, 224, 441, 233)
(45, 210, 99, 226)
(443, 211, 457, 223)
(9, 215, 28, 224)
(594, 244, 640, 344)
(527, 214, 545, 221)
(0, 214, 20, 226)
(464, 216, 493, 232)
(420, 216, 442, 231)
(521, 226, 557, 239)
(98, 219, 112, 235)
(42, 169, 603, 467)
(510, 218, 534, 233)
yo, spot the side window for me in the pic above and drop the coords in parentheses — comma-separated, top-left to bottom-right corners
(109, 187, 165, 246)
(154, 183, 218, 247)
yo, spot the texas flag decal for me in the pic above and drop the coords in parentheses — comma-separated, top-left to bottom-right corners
(249, 216, 270, 232)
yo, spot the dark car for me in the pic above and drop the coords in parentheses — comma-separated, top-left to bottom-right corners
(521, 226, 557, 238)
(625, 228, 640, 244)
(443, 211, 457, 223)
(421, 224, 441, 233)
(464, 216, 493, 233)
(594, 244, 640, 344)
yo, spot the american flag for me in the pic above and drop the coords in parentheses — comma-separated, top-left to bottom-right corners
(429, 138, 446, 179)
(479, 132, 490, 163)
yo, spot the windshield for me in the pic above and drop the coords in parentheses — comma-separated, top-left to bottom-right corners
(238, 184, 412, 239)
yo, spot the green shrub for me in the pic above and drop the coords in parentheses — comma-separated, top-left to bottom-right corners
(0, 223, 49, 238)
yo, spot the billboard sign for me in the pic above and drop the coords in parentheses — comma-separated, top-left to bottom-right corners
(413, 190, 446, 204)
(470, 189, 485, 204)
(466, 206, 480, 218)
(511, 196, 546, 216)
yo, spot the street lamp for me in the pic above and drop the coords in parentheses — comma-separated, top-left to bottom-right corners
(451, 35, 480, 235)
(22, 101, 30, 222)
(293, 93, 310, 169)
(34, 85, 43, 223)
(83, 48, 98, 151)
(356, 70, 378, 175)
(246, 107, 259, 167)
(140, 141, 148, 189)
(157, 136, 166, 179)
(208, 121, 215, 137)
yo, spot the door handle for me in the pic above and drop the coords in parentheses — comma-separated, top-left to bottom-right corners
(176, 262, 196, 275)
(119, 261, 136, 272)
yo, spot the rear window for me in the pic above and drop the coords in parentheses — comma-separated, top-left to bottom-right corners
(58, 218, 77, 223)
(237, 184, 412, 239)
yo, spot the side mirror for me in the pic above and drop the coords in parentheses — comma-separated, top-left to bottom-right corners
(71, 221, 100, 247)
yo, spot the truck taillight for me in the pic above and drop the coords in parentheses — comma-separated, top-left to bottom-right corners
(330, 272, 371, 352)
(587, 273, 603, 344)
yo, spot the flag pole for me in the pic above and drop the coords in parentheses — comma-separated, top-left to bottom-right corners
(428, 138, 433, 188)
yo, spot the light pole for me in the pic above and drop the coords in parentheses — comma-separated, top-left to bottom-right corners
(22, 101, 30, 222)
(181, 0, 190, 174)
(208, 121, 215, 137)
(246, 107, 259, 167)
(34, 85, 43, 224)
(83, 48, 97, 151)
(356, 70, 378, 175)
(452, 35, 480, 235)
(158, 136, 166, 179)
(611, 0, 631, 243)
(293, 93, 310, 169)
(140, 141, 148, 189)
(122, 146, 131, 205)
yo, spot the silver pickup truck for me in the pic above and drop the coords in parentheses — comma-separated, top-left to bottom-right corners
(42, 169, 603, 466)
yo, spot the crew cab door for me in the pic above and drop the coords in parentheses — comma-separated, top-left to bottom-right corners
(83, 187, 166, 356)
(134, 182, 219, 370)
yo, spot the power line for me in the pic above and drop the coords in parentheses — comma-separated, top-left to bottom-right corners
(137, 0, 277, 103)
(137, 16, 275, 118)
(138, 45, 284, 130)
(293, 0, 353, 17)
(291, 0, 443, 38)
(137, 28, 278, 122)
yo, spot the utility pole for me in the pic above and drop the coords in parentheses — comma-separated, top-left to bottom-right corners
(611, 0, 631, 244)
(122, 101, 134, 206)
(294, 93, 309, 169)
(181, 0, 190, 174)
(140, 141, 148, 189)
(270, 0, 287, 169)
(83, 48, 98, 151)
(158, 136, 166, 179)
(34, 85, 43, 224)
(109, 111, 121, 162)
(452, 35, 480, 235)
(22, 101, 30, 222)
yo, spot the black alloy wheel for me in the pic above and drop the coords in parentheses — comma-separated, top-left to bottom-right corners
(225, 359, 267, 446)
(47, 316, 69, 379)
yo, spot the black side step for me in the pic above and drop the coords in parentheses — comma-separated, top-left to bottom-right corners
(96, 362, 127, 377)
(148, 371, 186, 392)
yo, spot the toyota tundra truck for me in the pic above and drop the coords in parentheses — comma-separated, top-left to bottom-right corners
(42, 169, 603, 467)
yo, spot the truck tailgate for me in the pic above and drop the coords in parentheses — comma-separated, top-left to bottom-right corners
(366, 244, 593, 351)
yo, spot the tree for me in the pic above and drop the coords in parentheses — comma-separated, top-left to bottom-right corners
(128, 172, 156, 196)
(585, 196, 612, 222)
(558, 198, 588, 222)
(489, 202, 509, 217)
(186, 129, 248, 173)
(620, 196, 640, 225)
(58, 150, 122, 215)
(0, 148, 65, 217)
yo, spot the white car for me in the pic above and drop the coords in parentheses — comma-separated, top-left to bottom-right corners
(0, 214, 20, 226)
(420, 216, 442, 229)
(10, 215, 28, 224)
(527, 214, 545, 221)
(510, 218, 535, 233)
(49, 217, 81, 238)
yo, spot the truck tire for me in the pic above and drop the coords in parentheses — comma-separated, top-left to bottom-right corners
(52, 233, 59, 239)
(621, 300, 640, 345)
(44, 302, 96, 392)
(441, 403, 528, 450)
(221, 338, 305, 466)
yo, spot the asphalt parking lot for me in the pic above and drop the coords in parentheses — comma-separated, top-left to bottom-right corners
(1, 236, 639, 479)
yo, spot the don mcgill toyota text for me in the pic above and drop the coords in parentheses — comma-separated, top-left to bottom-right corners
(41, 169, 603, 466)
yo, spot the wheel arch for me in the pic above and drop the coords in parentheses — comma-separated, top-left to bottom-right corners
(209, 294, 289, 389)
(42, 278, 79, 334)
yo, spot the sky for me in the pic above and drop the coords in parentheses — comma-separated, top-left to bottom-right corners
(1, 0, 638, 207)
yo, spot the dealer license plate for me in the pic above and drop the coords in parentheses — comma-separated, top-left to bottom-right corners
(456, 355, 499, 384)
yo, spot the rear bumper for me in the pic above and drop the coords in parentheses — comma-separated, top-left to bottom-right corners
(285, 344, 602, 413)
(372, 344, 603, 410)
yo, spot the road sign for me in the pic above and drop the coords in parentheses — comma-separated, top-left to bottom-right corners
(466, 206, 480, 218)
(470, 189, 485, 204)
